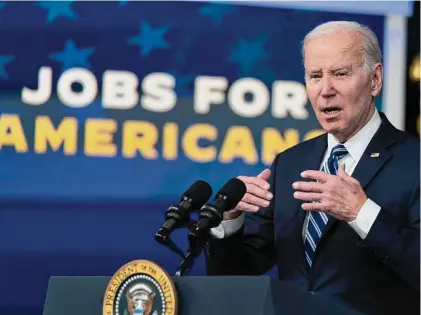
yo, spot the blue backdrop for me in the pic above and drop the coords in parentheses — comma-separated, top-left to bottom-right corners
(0, 1, 386, 314)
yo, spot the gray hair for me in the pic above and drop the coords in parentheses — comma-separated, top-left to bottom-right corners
(302, 21, 382, 72)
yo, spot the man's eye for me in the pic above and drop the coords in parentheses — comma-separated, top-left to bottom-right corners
(335, 72, 347, 77)
(310, 74, 321, 79)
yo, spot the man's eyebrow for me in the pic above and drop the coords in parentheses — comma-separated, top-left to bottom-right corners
(305, 65, 353, 75)
(329, 65, 353, 72)
(306, 69, 322, 74)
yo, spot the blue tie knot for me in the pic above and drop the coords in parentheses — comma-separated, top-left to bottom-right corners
(330, 144, 348, 160)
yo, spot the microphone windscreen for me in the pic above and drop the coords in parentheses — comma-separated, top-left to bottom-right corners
(217, 178, 247, 210)
(182, 180, 213, 209)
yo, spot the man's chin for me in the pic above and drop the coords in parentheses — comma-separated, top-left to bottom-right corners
(321, 123, 344, 137)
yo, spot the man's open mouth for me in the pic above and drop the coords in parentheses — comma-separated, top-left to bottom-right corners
(321, 107, 342, 115)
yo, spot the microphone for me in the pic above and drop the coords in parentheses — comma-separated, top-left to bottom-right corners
(155, 180, 212, 241)
(194, 178, 246, 236)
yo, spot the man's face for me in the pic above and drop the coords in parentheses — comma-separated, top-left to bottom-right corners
(304, 31, 382, 142)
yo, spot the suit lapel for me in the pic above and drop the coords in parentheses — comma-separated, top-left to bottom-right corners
(351, 113, 396, 188)
(299, 134, 328, 223)
(351, 148, 392, 189)
(295, 134, 328, 274)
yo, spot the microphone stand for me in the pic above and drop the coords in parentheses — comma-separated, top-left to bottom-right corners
(155, 228, 186, 261)
(174, 221, 209, 276)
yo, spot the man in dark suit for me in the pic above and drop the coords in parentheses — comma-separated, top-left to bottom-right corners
(206, 21, 420, 315)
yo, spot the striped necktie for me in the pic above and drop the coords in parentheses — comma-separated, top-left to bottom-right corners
(304, 144, 348, 267)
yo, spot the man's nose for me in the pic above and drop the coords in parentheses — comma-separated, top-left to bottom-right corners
(320, 76, 336, 98)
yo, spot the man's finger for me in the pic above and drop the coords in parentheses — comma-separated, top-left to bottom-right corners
(301, 201, 328, 211)
(243, 191, 271, 207)
(236, 201, 260, 212)
(337, 164, 357, 185)
(301, 170, 333, 183)
(238, 175, 270, 190)
(252, 177, 270, 190)
(293, 191, 321, 202)
(247, 184, 273, 200)
(292, 181, 323, 193)
(337, 164, 347, 177)
(257, 168, 271, 181)
(237, 176, 270, 189)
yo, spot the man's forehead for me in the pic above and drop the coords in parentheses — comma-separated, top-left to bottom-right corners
(307, 28, 362, 45)
(304, 34, 363, 70)
(304, 46, 360, 69)
(307, 38, 361, 55)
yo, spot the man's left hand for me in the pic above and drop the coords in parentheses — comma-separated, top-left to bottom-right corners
(292, 164, 367, 222)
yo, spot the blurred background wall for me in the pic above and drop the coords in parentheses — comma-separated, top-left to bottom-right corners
(405, 0, 420, 138)
(0, 1, 417, 314)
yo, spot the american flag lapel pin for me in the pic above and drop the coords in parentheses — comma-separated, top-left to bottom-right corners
(370, 153, 380, 158)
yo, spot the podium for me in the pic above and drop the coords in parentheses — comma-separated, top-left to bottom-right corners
(42, 275, 363, 315)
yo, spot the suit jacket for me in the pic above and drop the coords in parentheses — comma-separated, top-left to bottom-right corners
(206, 113, 420, 315)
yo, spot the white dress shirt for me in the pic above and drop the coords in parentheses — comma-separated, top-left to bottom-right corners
(211, 109, 382, 240)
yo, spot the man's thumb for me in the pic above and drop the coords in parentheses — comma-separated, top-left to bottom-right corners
(257, 168, 271, 180)
(337, 164, 347, 177)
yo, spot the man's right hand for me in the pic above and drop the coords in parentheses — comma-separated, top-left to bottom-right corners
(223, 169, 273, 220)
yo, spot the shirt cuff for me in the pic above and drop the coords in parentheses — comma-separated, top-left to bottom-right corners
(210, 213, 245, 239)
(348, 198, 381, 239)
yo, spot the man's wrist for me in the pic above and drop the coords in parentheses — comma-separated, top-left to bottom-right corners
(350, 196, 368, 222)
(223, 210, 242, 221)
(348, 198, 381, 239)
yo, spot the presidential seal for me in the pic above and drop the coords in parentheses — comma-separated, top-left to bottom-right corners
(103, 260, 178, 315)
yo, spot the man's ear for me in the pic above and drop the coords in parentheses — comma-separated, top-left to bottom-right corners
(371, 63, 383, 97)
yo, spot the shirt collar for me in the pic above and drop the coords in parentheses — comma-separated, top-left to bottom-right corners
(327, 108, 382, 162)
